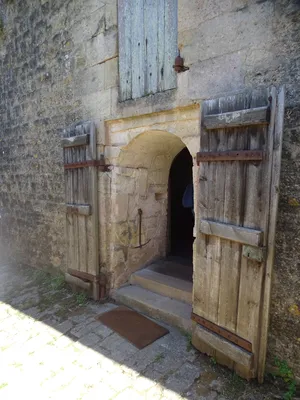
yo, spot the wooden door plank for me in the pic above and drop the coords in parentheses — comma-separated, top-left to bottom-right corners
(217, 127, 245, 337)
(193, 102, 215, 356)
(200, 98, 221, 326)
(78, 214, 88, 273)
(203, 106, 270, 129)
(144, 0, 158, 95)
(257, 86, 285, 383)
(73, 147, 80, 272)
(200, 220, 263, 247)
(235, 121, 269, 378)
(213, 97, 239, 368)
(87, 123, 99, 280)
(118, 0, 132, 100)
(131, 0, 145, 99)
(193, 325, 253, 368)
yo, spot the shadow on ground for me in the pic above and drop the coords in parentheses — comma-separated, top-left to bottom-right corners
(0, 263, 286, 399)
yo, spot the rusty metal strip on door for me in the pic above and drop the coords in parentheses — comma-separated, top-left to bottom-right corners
(196, 150, 263, 164)
(191, 313, 252, 352)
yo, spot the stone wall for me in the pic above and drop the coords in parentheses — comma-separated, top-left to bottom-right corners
(0, 0, 299, 377)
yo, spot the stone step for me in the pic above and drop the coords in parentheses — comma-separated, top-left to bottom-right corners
(112, 285, 192, 333)
(130, 266, 192, 304)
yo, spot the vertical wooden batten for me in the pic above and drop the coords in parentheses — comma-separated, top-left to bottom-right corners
(257, 86, 285, 383)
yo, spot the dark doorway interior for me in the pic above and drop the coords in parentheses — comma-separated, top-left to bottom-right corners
(169, 147, 194, 261)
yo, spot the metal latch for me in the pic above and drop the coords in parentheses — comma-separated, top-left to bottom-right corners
(242, 245, 266, 263)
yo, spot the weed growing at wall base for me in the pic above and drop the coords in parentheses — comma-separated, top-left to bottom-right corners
(273, 357, 297, 400)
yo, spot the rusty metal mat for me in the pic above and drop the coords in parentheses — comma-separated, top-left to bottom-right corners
(96, 306, 169, 349)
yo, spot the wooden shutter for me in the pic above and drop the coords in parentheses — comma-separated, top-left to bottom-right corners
(192, 87, 285, 381)
(118, 0, 177, 101)
(61, 122, 100, 300)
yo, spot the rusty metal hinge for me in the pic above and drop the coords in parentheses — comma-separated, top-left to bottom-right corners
(196, 150, 263, 164)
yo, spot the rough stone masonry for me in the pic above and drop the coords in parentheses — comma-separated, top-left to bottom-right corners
(0, 0, 299, 379)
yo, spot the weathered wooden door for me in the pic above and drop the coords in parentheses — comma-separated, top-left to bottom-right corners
(61, 121, 101, 300)
(192, 87, 285, 382)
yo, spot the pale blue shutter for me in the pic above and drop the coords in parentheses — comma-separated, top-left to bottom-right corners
(118, 0, 178, 101)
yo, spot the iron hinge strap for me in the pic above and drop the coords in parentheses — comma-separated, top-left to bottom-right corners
(191, 313, 252, 352)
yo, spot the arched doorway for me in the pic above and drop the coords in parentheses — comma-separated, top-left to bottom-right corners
(111, 130, 196, 288)
(168, 147, 194, 263)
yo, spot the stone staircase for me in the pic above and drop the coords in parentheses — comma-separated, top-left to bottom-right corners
(112, 260, 193, 333)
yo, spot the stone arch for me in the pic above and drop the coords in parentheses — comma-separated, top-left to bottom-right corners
(117, 130, 191, 191)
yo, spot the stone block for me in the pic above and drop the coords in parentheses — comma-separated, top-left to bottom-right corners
(165, 362, 200, 393)
(70, 6, 106, 44)
(75, 63, 105, 96)
(66, 0, 105, 22)
(112, 173, 136, 194)
(105, 1, 118, 31)
(178, 0, 247, 32)
(180, 2, 273, 65)
(112, 193, 129, 222)
(137, 168, 148, 197)
(188, 51, 246, 100)
(85, 30, 117, 66)
(105, 147, 121, 164)
(104, 56, 119, 89)
(81, 88, 112, 119)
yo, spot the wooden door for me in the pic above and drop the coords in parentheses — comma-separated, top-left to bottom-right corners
(61, 121, 100, 300)
(192, 87, 285, 381)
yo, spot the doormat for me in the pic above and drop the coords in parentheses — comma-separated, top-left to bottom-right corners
(96, 306, 169, 349)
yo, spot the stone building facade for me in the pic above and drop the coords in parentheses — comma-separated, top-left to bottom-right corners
(0, 0, 299, 379)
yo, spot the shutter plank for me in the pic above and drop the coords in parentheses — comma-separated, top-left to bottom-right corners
(164, 0, 177, 90)
(144, 0, 158, 95)
(131, 0, 145, 99)
(157, 0, 165, 91)
(118, 0, 132, 100)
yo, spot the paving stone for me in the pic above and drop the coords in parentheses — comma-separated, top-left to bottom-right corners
(165, 362, 201, 394)
(79, 381, 117, 400)
(69, 314, 95, 324)
(114, 387, 144, 400)
(145, 384, 164, 400)
(79, 332, 101, 347)
(162, 388, 185, 400)
(105, 370, 135, 393)
(90, 321, 114, 339)
(125, 342, 167, 373)
(152, 353, 185, 374)
(55, 319, 74, 335)
(132, 375, 158, 393)
(69, 320, 96, 338)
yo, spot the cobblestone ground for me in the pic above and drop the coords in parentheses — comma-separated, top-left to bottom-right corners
(0, 264, 285, 400)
